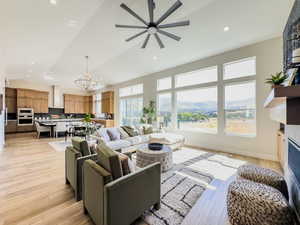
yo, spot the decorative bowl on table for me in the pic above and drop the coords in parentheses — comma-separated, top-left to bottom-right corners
(148, 143, 163, 151)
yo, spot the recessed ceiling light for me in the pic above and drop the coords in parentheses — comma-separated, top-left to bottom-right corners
(224, 26, 230, 32)
(31, 61, 36, 65)
(49, 0, 57, 5)
(153, 56, 158, 60)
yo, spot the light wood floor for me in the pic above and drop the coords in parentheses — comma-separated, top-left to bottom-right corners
(0, 133, 281, 225)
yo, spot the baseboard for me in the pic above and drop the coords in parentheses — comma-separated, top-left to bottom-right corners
(184, 144, 278, 162)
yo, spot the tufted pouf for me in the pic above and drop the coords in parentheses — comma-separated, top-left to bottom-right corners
(237, 164, 289, 200)
(227, 180, 295, 225)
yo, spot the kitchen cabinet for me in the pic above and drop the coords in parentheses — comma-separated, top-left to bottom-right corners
(64, 94, 92, 114)
(5, 88, 17, 113)
(93, 119, 114, 128)
(17, 89, 49, 113)
(101, 91, 114, 114)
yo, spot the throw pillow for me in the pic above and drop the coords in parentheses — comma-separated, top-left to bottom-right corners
(96, 128, 111, 142)
(143, 126, 153, 135)
(107, 128, 121, 141)
(118, 127, 130, 139)
(116, 152, 131, 176)
(121, 126, 138, 137)
(71, 137, 91, 156)
(96, 140, 123, 180)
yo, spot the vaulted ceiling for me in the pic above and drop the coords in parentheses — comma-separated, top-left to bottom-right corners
(0, 0, 294, 89)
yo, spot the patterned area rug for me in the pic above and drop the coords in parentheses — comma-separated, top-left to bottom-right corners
(141, 148, 245, 225)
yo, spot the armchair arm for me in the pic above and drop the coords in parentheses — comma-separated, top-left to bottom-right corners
(104, 163, 161, 225)
(65, 146, 82, 188)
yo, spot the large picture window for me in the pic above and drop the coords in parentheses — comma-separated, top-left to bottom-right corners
(176, 87, 218, 133)
(120, 97, 143, 126)
(224, 81, 256, 136)
(157, 93, 172, 129)
(119, 84, 143, 97)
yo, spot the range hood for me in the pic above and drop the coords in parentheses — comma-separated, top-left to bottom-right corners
(52, 85, 64, 108)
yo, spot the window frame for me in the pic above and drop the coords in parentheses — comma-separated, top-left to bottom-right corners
(175, 86, 218, 134)
(119, 83, 143, 97)
(157, 77, 172, 91)
(175, 66, 218, 88)
(223, 56, 256, 81)
(223, 79, 257, 138)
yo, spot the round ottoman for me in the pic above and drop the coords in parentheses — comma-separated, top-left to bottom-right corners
(237, 164, 289, 200)
(227, 180, 295, 225)
(136, 145, 173, 172)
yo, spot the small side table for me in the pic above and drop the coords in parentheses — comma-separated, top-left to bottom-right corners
(136, 145, 173, 172)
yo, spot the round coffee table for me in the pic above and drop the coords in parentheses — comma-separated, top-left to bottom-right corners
(136, 145, 173, 172)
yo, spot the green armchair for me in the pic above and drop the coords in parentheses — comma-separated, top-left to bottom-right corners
(65, 137, 97, 201)
(82, 160, 161, 225)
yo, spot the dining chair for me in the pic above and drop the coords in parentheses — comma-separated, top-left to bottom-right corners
(55, 122, 68, 138)
(35, 122, 51, 139)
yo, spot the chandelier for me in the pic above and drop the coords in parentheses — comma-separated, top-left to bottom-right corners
(74, 56, 101, 91)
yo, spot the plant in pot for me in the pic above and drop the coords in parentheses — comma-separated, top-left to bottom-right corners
(265, 72, 288, 89)
(140, 100, 156, 125)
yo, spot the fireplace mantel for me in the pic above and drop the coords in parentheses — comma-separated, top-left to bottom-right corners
(264, 86, 300, 125)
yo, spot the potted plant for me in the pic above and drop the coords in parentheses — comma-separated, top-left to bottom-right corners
(140, 101, 156, 125)
(265, 72, 288, 88)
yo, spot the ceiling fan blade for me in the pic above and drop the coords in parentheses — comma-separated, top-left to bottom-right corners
(156, 1, 183, 25)
(157, 29, 181, 41)
(142, 34, 151, 49)
(154, 34, 165, 49)
(120, 3, 148, 26)
(126, 30, 147, 42)
(158, 20, 190, 29)
(148, 0, 154, 23)
(115, 24, 147, 29)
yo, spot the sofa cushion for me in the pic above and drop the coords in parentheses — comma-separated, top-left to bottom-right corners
(107, 128, 121, 141)
(106, 139, 131, 151)
(143, 126, 153, 135)
(150, 133, 185, 145)
(121, 126, 139, 137)
(96, 128, 111, 142)
(87, 160, 113, 185)
(71, 137, 91, 156)
(126, 135, 150, 145)
(95, 140, 123, 180)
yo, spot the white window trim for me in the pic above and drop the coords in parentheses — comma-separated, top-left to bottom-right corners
(223, 79, 257, 138)
(175, 66, 218, 88)
(223, 56, 256, 81)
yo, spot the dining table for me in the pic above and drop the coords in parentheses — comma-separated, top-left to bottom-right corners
(39, 121, 57, 138)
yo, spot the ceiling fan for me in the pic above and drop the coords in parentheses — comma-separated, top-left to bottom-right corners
(115, 0, 190, 49)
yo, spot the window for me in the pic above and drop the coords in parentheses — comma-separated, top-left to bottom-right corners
(120, 97, 143, 126)
(119, 84, 143, 97)
(93, 93, 102, 116)
(157, 77, 172, 91)
(176, 87, 218, 133)
(157, 93, 172, 128)
(175, 66, 218, 88)
(224, 81, 256, 136)
(224, 57, 256, 80)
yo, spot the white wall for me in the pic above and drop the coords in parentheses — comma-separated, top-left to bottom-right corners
(112, 37, 283, 161)
(7, 80, 90, 108)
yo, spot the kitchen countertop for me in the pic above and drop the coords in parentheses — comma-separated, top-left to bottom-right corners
(35, 118, 84, 123)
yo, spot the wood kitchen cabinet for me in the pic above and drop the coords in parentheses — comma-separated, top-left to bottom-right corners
(17, 89, 49, 113)
(101, 91, 114, 114)
(64, 94, 92, 114)
(5, 88, 17, 113)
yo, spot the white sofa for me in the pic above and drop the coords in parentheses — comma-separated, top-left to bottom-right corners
(93, 127, 185, 153)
